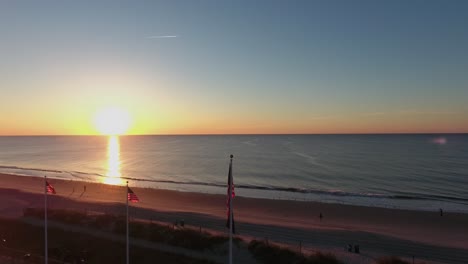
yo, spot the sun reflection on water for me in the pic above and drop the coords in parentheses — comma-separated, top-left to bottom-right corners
(103, 135, 124, 185)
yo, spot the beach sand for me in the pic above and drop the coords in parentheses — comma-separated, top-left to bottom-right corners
(1, 173, 468, 263)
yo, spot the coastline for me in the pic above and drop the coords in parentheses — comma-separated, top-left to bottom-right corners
(2, 173, 468, 263)
(2, 166, 468, 215)
(1, 134, 468, 216)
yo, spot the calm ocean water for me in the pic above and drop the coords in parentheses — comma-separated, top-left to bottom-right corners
(1, 134, 467, 213)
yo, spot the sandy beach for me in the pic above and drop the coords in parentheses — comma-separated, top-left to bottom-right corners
(1, 173, 468, 263)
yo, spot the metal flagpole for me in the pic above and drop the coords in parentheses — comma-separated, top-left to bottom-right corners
(44, 175, 48, 264)
(229, 155, 233, 264)
(126, 181, 129, 264)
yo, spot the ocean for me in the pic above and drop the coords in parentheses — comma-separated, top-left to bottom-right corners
(1, 134, 467, 213)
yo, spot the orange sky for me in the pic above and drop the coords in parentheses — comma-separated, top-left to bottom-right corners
(1, 106, 466, 135)
(1, 1, 468, 135)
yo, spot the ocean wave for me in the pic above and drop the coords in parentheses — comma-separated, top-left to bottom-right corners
(2, 165, 468, 204)
(0, 165, 63, 174)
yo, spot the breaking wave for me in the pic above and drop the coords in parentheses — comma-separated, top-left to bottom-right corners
(2, 165, 468, 205)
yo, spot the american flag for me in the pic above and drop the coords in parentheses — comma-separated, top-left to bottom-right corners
(127, 187, 139, 202)
(226, 155, 235, 233)
(46, 181, 56, 194)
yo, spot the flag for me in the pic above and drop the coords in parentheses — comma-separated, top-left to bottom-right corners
(226, 155, 235, 234)
(127, 187, 139, 202)
(46, 181, 56, 194)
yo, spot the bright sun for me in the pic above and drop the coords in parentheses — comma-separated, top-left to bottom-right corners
(94, 107, 131, 135)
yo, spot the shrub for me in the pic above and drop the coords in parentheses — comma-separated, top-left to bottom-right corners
(49, 209, 86, 225)
(23, 207, 43, 218)
(248, 240, 304, 264)
(248, 240, 342, 264)
(307, 252, 341, 264)
(90, 213, 118, 230)
(0, 218, 214, 264)
(129, 221, 149, 238)
(23, 208, 236, 252)
(376, 256, 407, 264)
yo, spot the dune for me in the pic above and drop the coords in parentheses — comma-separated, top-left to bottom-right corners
(1, 173, 468, 263)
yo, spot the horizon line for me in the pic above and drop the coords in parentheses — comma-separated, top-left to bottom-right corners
(0, 132, 466, 137)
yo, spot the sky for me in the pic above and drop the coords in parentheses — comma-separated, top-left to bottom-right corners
(0, 0, 467, 135)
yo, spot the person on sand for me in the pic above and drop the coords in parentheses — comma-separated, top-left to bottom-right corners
(354, 244, 360, 254)
(440, 208, 443, 216)
(319, 213, 323, 221)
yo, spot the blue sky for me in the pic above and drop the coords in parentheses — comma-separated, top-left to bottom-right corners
(0, 0, 467, 134)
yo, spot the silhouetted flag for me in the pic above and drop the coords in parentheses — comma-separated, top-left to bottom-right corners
(46, 181, 56, 194)
(226, 156, 235, 234)
(127, 187, 139, 202)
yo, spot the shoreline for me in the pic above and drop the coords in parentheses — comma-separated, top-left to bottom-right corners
(2, 169, 468, 215)
(2, 173, 468, 263)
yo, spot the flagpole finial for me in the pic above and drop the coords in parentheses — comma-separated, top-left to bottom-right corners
(230, 154, 233, 159)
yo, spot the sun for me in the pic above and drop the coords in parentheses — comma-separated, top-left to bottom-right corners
(94, 107, 131, 135)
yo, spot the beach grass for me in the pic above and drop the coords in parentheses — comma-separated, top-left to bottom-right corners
(24, 208, 233, 252)
(376, 256, 427, 264)
(0, 217, 215, 264)
(248, 239, 342, 264)
(22, 208, 347, 264)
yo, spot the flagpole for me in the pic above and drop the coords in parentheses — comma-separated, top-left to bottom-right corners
(126, 181, 129, 264)
(44, 175, 48, 264)
(229, 154, 233, 264)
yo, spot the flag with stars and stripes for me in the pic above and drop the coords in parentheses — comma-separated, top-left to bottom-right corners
(46, 181, 56, 194)
(127, 187, 139, 202)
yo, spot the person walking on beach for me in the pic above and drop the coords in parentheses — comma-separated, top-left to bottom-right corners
(79, 185, 87, 198)
(440, 208, 443, 216)
(319, 213, 323, 222)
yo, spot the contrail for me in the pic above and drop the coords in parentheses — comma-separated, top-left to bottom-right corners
(146, 35, 178, 39)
